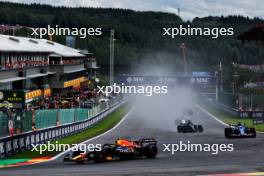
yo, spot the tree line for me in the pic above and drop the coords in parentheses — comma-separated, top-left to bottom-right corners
(0, 2, 263, 89)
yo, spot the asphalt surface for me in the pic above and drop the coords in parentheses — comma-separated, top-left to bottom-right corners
(1, 99, 264, 176)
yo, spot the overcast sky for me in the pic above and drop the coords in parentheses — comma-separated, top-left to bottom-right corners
(1, 0, 264, 20)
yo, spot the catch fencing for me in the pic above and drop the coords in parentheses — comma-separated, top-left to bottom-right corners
(0, 97, 124, 158)
(0, 100, 111, 138)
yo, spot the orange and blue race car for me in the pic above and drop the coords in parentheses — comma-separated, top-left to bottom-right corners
(63, 138, 158, 164)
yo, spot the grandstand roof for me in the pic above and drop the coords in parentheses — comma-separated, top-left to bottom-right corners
(0, 34, 84, 57)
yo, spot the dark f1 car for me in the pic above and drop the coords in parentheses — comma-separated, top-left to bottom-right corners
(225, 123, 256, 138)
(177, 119, 203, 133)
(63, 138, 158, 164)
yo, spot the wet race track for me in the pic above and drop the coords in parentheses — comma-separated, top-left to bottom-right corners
(1, 95, 264, 176)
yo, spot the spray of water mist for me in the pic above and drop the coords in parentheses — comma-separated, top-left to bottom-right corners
(133, 86, 197, 132)
(127, 53, 198, 132)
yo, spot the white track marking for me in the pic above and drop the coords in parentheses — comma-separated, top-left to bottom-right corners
(196, 105, 228, 127)
(3, 105, 137, 168)
(50, 105, 137, 161)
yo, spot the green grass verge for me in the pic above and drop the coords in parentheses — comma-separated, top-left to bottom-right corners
(200, 102, 264, 132)
(4, 102, 131, 159)
(0, 159, 29, 166)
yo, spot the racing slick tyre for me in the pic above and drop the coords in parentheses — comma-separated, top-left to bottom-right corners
(144, 144, 158, 158)
(72, 151, 84, 164)
(63, 154, 70, 162)
(250, 128, 256, 138)
(194, 125, 198, 132)
(198, 125, 203, 133)
(225, 128, 232, 138)
(94, 151, 107, 163)
(177, 126, 182, 133)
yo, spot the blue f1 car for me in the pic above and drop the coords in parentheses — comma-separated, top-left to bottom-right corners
(225, 123, 256, 138)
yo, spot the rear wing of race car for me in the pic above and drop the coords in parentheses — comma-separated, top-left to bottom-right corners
(136, 138, 157, 144)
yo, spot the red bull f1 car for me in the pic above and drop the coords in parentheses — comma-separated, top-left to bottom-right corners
(63, 138, 158, 164)
(225, 123, 256, 138)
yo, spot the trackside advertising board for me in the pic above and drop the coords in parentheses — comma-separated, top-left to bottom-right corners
(118, 75, 216, 86)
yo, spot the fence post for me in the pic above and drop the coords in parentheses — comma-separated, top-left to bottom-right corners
(56, 109, 60, 127)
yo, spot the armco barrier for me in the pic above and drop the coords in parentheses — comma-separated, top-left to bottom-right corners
(0, 99, 124, 158)
(201, 97, 238, 116)
(201, 97, 264, 124)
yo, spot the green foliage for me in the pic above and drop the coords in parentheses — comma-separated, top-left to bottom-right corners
(0, 2, 264, 85)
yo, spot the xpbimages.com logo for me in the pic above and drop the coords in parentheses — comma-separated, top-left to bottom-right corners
(97, 83, 168, 96)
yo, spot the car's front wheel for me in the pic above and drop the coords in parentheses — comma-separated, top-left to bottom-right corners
(177, 126, 182, 133)
(250, 128, 256, 138)
(94, 152, 107, 163)
(72, 151, 84, 164)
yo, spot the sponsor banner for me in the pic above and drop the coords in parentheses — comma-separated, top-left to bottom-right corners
(192, 72, 211, 77)
(44, 88, 52, 98)
(189, 76, 216, 85)
(120, 76, 177, 85)
(237, 111, 264, 124)
(64, 77, 86, 88)
(0, 90, 25, 103)
(0, 89, 52, 108)
(252, 111, 264, 124)
(118, 75, 216, 86)
(25, 89, 42, 103)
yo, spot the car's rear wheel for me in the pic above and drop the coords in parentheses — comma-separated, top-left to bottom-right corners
(198, 125, 203, 132)
(144, 144, 158, 158)
(225, 128, 231, 138)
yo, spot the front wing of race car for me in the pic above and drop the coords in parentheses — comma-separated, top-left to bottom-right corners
(63, 152, 87, 163)
(64, 151, 115, 163)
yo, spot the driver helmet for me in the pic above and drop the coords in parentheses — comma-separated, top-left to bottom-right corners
(115, 138, 121, 145)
